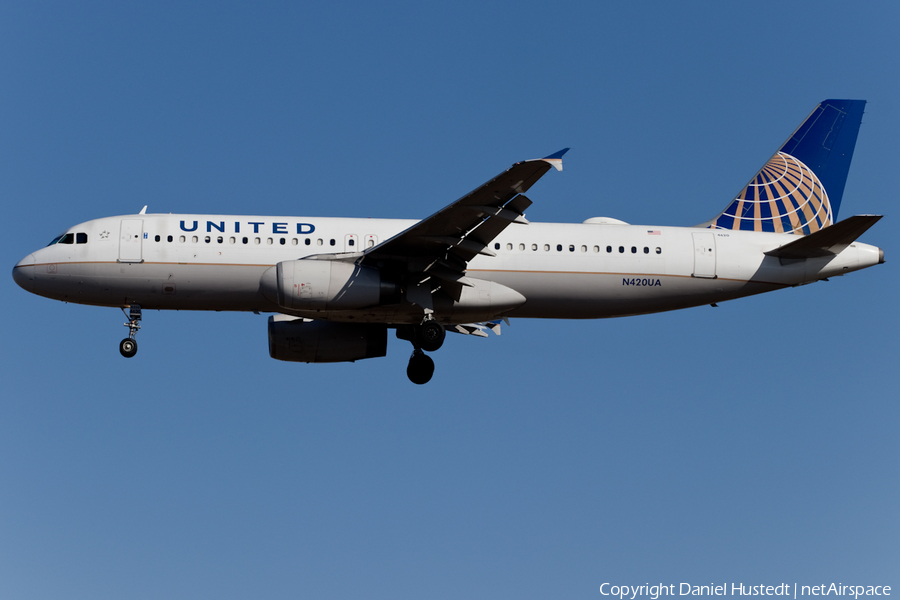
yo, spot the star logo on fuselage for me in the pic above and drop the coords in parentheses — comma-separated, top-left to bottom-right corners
(99, 231, 110, 239)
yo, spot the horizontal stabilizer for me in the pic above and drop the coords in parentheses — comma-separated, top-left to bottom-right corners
(765, 215, 882, 259)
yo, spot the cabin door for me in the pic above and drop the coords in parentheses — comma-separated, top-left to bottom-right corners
(691, 232, 716, 278)
(119, 219, 144, 263)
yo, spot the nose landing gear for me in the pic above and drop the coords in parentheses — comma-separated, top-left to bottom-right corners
(119, 305, 141, 358)
(397, 317, 446, 384)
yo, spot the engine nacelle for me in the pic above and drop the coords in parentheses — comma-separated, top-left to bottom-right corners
(268, 315, 387, 363)
(260, 259, 398, 310)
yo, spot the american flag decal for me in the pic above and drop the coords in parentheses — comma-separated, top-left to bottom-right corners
(647, 230, 661, 235)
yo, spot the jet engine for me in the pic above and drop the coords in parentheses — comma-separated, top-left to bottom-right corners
(260, 259, 399, 311)
(268, 315, 387, 363)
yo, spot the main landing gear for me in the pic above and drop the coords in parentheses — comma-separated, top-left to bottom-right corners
(407, 349, 434, 385)
(397, 318, 446, 385)
(119, 304, 141, 358)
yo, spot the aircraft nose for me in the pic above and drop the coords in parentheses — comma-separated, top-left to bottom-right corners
(12, 253, 35, 293)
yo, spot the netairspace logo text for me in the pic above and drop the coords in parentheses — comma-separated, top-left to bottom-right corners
(600, 584, 891, 600)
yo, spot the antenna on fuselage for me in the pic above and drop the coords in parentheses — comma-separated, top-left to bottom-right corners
(138, 205, 147, 215)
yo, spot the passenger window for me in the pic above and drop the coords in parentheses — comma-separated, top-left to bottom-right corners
(317, 239, 323, 246)
(367, 239, 374, 248)
(179, 235, 186, 243)
(532, 244, 537, 251)
(593, 245, 599, 253)
(155, 235, 160, 242)
(607, 246, 612, 253)
(254, 237, 260, 245)
(619, 246, 624, 253)
(569, 245, 575, 252)
(291, 238, 298, 246)
(631, 246, 637, 253)
(507, 243, 513, 250)
(544, 244, 550, 251)
(557, 244, 562, 252)
(167, 235, 173, 242)
(217, 236, 223, 243)
(656, 247, 662, 254)
(519, 243, 525, 251)
(242, 237, 248, 244)
(229, 237, 236, 244)
(643, 247, 649, 254)
(205, 236, 211, 243)
(494, 243, 500, 250)
(330, 239, 335, 246)
(267, 238, 273, 245)
(348, 238, 354, 246)
(77, 233, 88, 244)
(279, 238, 285, 245)
(305, 238, 311, 246)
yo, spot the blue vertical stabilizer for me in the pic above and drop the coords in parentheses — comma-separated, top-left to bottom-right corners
(708, 100, 866, 235)
(779, 99, 865, 219)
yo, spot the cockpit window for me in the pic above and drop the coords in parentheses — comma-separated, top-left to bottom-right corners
(48, 233, 75, 245)
(76, 233, 88, 244)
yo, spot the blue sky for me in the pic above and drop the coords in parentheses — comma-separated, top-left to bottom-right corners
(2, 2, 898, 598)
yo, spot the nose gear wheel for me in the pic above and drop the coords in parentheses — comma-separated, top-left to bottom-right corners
(119, 338, 138, 358)
(119, 305, 142, 358)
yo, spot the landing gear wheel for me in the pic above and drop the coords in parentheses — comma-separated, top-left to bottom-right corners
(407, 350, 435, 385)
(119, 338, 138, 358)
(418, 320, 445, 352)
(120, 305, 142, 358)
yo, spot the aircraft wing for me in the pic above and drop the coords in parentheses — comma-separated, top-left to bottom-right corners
(362, 149, 568, 300)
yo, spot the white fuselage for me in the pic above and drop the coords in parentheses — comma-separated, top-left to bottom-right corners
(13, 213, 882, 325)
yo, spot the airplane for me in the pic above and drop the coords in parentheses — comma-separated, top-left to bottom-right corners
(12, 99, 884, 384)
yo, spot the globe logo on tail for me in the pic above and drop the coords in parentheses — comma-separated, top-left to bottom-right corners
(713, 152, 832, 235)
